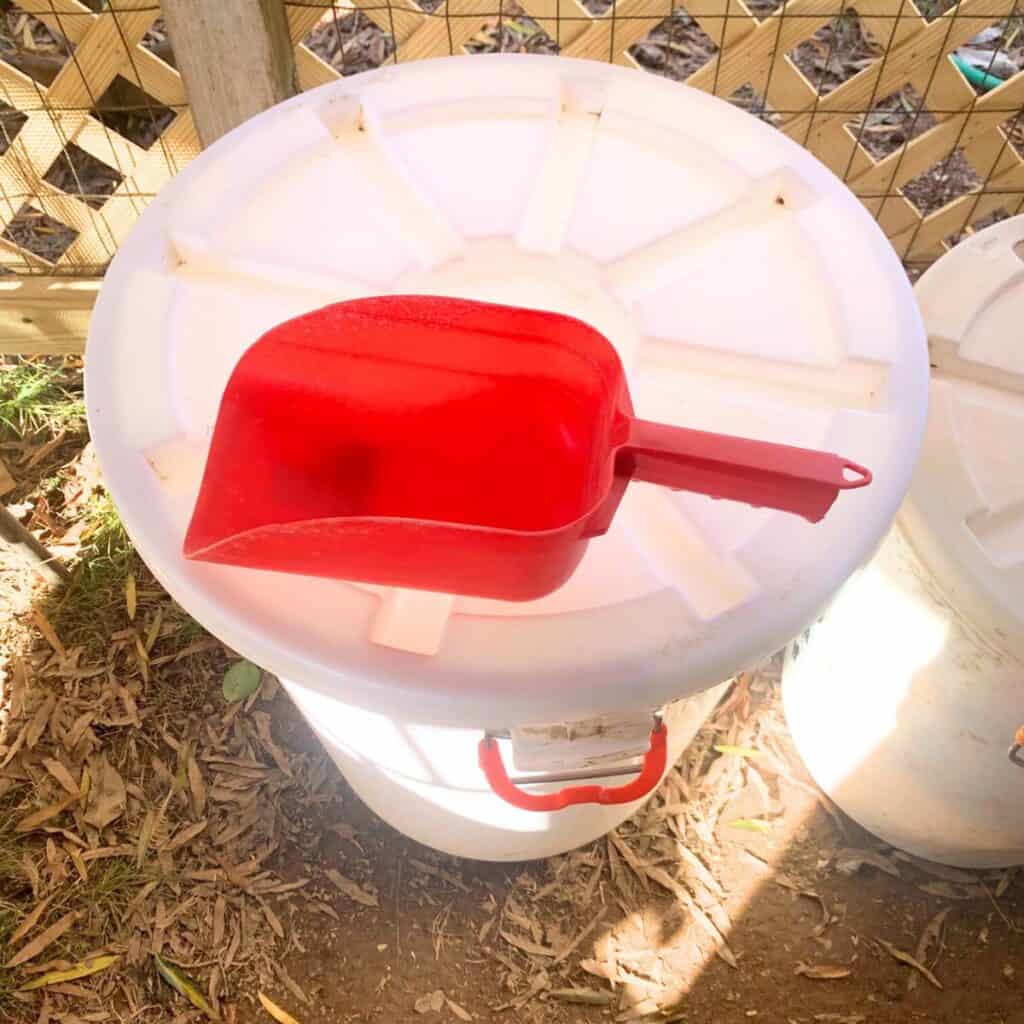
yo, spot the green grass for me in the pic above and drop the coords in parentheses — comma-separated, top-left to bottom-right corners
(79, 492, 133, 579)
(0, 361, 85, 438)
(0, 900, 17, 1012)
(0, 815, 29, 1014)
(81, 857, 148, 938)
(48, 490, 137, 649)
(89, 858, 142, 906)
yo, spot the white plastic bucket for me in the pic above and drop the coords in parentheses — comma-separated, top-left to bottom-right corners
(783, 216, 1024, 868)
(283, 681, 729, 861)
(86, 55, 928, 860)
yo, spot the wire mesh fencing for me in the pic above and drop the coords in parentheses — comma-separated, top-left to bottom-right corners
(0, 0, 1021, 282)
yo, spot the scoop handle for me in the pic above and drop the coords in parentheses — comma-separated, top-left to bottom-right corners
(621, 418, 871, 523)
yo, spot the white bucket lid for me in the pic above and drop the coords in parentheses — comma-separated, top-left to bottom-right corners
(907, 215, 1024, 659)
(86, 55, 927, 727)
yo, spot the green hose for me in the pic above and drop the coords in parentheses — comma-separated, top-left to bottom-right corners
(951, 52, 1007, 92)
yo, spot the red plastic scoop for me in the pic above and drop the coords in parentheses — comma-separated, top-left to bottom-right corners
(184, 296, 870, 601)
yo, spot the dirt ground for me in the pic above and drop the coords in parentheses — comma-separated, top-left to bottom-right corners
(251, 682, 1024, 1024)
(0, 364, 1024, 1024)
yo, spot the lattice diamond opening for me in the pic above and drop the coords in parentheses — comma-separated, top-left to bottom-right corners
(902, 147, 981, 214)
(845, 86, 933, 161)
(0, 5, 76, 86)
(464, 6, 560, 54)
(2, 203, 78, 263)
(789, 11, 880, 96)
(1003, 114, 1024, 159)
(0, 103, 28, 157)
(92, 77, 175, 152)
(303, 7, 396, 74)
(631, 10, 719, 80)
(42, 143, 122, 210)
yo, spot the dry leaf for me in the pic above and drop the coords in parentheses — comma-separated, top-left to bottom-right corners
(674, 843, 724, 898)
(258, 991, 300, 1024)
(252, 711, 292, 777)
(115, 684, 141, 728)
(579, 958, 616, 984)
(549, 987, 616, 1005)
(25, 695, 56, 749)
(552, 907, 608, 965)
(995, 868, 1016, 899)
(33, 611, 65, 659)
(909, 907, 950, 992)
(272, 962, 310, 1007)
(7, 910, 80, 967)
(713, 744, 760, 758)
(83, 754, 126, 830)
(125, 574, 137, 621)
(642, 865, 737, 968)
(728, 818, 772, 834)
(8, 894, 55, 946)
(446, 997, 473, 1020)
(776, 879, 831, 936)
(187, 752, 206, 817)
(212, 895, 227, 948)
(0, 725, 26, 771)
(892, 851, 978, 884)
(21, 851, 39, 897)
(18, 955, 118, 991)
(917, 881, 984, 900)
(877, 938, 943, 989)
(834, 848, 900, 878)
(617, 996, 661, 1020)
(258, 898, 284, 939)
(794, 962, 852, 980)
(325, 869, 378, 907)
(414, 990, 445, 1014)
(135, 807, 157, 868)
(609, 833, 649, 890)
(41, 759, 80, 797)
(164, 819, 208, 852)
(68, 846, 88, 882)
(15, 796, 76, 834)
(65, 713, 94, 755)
(501, 929, 556, 957)
(0, 454, 15, 495)
(498, 970, 550, 1011)
(408, 859, 469, 892)
(154, 953, 220, 1019)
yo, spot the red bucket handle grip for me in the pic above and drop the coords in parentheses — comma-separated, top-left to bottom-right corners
(478, 721, 667, 812)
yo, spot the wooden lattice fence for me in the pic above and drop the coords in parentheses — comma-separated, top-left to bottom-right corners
(0, 0, 1021, 351)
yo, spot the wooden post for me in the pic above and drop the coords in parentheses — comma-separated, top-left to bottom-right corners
(161, 0, 297, 148)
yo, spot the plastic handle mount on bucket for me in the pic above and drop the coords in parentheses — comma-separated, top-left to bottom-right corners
(478, 722, 668, 812)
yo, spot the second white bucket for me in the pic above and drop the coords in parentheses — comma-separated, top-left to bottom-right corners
(783, 216, 1024, 868)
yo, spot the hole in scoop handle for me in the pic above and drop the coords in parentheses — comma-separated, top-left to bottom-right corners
(622, 419, 871, 523)
(478, 723, 668, 812)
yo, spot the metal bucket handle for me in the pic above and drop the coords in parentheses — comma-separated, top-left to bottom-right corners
(478, 717, 667, 811)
